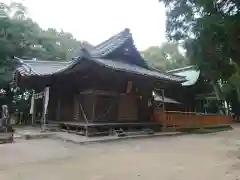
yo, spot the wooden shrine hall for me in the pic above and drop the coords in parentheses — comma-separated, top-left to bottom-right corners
(13, 28, 185, 136)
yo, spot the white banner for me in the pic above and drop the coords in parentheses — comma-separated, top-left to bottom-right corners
(43, 87, 50, 115)
(29, 91, 35, 114)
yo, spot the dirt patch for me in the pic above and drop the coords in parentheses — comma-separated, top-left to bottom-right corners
(0, 125, 240, 180)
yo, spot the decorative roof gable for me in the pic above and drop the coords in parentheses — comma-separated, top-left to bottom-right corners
(88, 28, 149, 68)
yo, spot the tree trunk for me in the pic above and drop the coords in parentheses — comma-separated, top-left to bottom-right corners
(236, 88, 240, 103)
(211, 80, 222, 100)
(210, 80, 225, 114)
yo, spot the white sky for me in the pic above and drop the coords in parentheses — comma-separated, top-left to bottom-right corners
(4, 0, 167, 50)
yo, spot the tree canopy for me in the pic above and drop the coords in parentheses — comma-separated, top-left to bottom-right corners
(0, 2, 86, 118)
(142, 42, 189, 71)
(160, 0, 239, 74)
(0, 2, 83, 86)
(159, 0, 240, 99)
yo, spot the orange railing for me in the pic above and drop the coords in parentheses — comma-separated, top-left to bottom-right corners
(154, 111, 232, 129)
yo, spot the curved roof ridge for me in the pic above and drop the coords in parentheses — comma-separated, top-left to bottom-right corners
(89, 28, 150, 69)
(90, 28, 131, 57)
(93, 28, 130, 50)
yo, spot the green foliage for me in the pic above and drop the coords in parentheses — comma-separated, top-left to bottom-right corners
(0, 2, 85, 116)
(0, 2, 83, 87)
(160, 0, 240, 106)
(160, 0, 239, 79)
(222, 62, 240, 102)
(142, 42, 189, 70)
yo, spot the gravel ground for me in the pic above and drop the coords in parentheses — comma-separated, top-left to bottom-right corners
(1, 125, 240, 180)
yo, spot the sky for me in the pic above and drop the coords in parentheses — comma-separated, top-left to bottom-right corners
(4, 0, 167, 50)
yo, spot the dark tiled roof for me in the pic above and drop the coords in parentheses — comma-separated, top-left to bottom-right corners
(90, 28, 131, 57)
(15, 57, 75, 76)
(92, 58, 184, 82)
(15, 57, 185, 82)
(88, 28, 149, 68)
(14, 28, 186, 83)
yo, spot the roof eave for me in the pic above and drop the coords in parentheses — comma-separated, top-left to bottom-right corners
(149, 66, 187, 83)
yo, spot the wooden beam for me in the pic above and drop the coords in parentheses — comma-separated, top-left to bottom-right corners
(79, 89, 119, 97)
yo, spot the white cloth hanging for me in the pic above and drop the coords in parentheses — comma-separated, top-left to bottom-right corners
(29, 91, 35, 114)
(43, 87, 50, 115)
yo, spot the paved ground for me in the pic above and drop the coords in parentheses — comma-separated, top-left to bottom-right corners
(1, 126, 240, 180)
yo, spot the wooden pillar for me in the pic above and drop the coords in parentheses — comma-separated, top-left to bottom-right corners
(86, 92, 96, 122)
(56, 99, 61, 121)
(31, 101, 36, 125)
(42, 87, 49, 129)
(161, 89, 167, 131)
(92, 94, 96, 122)
(162, 89, 165, 112)
(42, 93, 46, 127)
(73, 95, 79, 121)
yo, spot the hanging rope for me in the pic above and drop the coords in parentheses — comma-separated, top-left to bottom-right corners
(79, 102, 89, 124)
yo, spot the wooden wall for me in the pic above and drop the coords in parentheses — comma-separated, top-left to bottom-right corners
(45, 63, 156, 123)
(71, 91, 140, 123)
(73, 94, 89, 123)
(118, 94, 138, 121)
(57, 95, 74, 122)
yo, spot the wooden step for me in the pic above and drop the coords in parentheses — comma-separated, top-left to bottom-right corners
(43, 124, 60, 131)
(117, 129, 154, 137)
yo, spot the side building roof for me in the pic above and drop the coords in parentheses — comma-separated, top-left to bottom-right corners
(167, 66, 200, 86)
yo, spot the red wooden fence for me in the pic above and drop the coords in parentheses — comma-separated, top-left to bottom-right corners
(154, 111, 232, 129)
